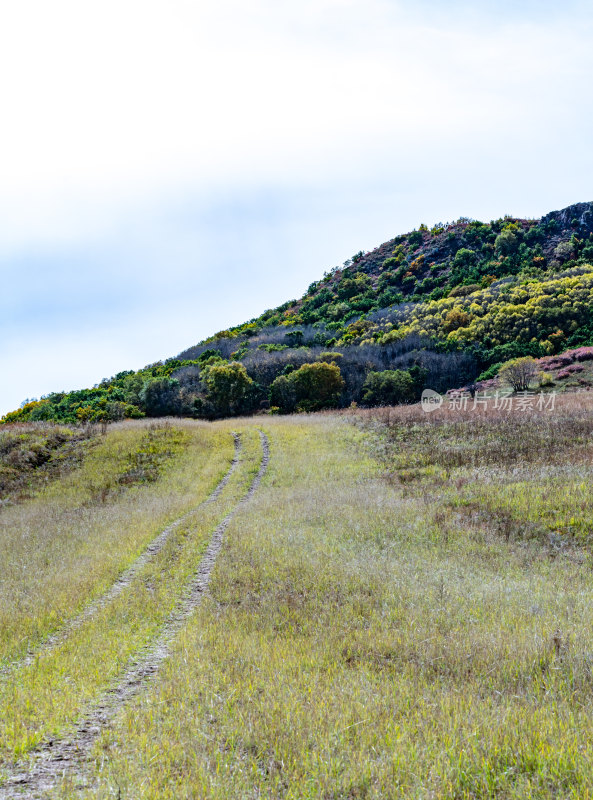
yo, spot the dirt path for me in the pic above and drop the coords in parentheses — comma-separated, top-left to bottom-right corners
(0, 430, 269, 799)
(0, 434, 241, 680)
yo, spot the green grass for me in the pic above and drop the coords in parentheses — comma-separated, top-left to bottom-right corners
(0, 420, 236, 666)
(5, 403, 593, 797)
(0, 423, 94, 504)
(0, 423, 262, 768)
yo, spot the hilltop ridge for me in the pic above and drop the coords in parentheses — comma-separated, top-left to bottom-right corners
(4, 201, 593, 423)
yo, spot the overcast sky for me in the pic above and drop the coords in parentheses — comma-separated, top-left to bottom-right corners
(1, 0, 593, 415)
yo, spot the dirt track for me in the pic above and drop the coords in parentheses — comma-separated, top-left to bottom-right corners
(0, 430, 269, 799)
(0, 433, 241, 680)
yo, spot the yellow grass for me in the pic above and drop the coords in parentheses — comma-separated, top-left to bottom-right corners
(5, 402, 593, 798)
(68, 407, 593, 799)
(0, 420, 231, 664)
(0, 424, 262, 767)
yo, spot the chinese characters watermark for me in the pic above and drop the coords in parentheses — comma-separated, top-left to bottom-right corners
(421, 388, 557, 413)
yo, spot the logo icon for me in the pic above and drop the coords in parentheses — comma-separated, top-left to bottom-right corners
(421, 388, 443, 413)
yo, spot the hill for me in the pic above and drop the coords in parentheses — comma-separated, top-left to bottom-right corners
(4, 201, 593, 423)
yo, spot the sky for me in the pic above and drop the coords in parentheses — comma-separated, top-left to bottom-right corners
(2, 0, 593, 416)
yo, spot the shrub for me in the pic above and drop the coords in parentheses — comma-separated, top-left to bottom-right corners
(449, 284, 480, 298)
(198, 349, 223, 365)
(556, 364, 584, 379)
(498, 357, 538, 392)
(408, 230, 423, 247)
(203, 362, 257, 417)
(362, 369, 415, 407)
(477, 363, 502, 382)
(452, 248, 476, 269)
(140, 378, 182, 417)
(443, 309, 471, 333)
(269, 362, 344, 413)
(495, 229, 518, 256)
(318, 352, 343, 363)
(571, 347, 593, 362)
(285, 330, 305, 347)
(538, 371, 555, 387)
(554, 241, 574, 262)
(269, 375, 297, 413)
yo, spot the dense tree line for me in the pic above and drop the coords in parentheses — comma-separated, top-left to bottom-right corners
(3, 337, 472, 423)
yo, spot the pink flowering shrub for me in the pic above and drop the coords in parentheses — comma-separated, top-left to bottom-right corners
(571, 347, 593, 362)
(556, 364, 585, 379)
(538, 348, 593, 376)
(545, 355, 574, 369)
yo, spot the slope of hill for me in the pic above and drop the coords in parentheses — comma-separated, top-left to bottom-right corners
(4, 201, 593, 423)
(4, 409, 593, 796)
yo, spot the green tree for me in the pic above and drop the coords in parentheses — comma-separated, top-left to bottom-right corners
(269, 375, 297, 413)
(270, 361, 344, 413)
(452, 248, 476, 269)
(362, 369, 415, 406)
(498, 357, 538, 392)
(285, 330, 305, 347)
(204, 362, 257, 417)
(495, 229, 518, 256)
(140, 378, 182, 417)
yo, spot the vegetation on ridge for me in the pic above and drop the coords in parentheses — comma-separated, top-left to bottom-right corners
(5, 201, 593, 423)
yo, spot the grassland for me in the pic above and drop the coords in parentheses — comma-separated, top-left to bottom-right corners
(0, 420, 265, 777)
(0, 421, 233, 666)
(0, 423, 95, 505)
(3, 402, 593, 798)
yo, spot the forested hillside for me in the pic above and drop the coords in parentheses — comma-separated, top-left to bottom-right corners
(5, 201, 593, 423)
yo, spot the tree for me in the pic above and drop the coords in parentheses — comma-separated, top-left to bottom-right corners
(285, 330, 304, 347)
(554, 241, 573, 262)
(140, 378, 182, 417)
(495, 229, 518, 256)
(203, 362, 257, 417)
(362, 369, 415, 406)
(269, 374, 297, 412)
(269, 361, 344, 413)
(443, 308, 471, 333)
(498, 357, 538, 392)
(452, 248, 476, 269)
(290, 361, 344, 411)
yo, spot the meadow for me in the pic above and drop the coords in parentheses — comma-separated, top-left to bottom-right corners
(2, 399, 593, 797)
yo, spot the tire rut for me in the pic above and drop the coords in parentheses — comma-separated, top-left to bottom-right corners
(0, 430, 269, 800)
(0, 433, 241, 679)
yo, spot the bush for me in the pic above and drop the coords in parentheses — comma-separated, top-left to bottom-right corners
(198, 349, 223, 365)
(269, 362, 344, 413)
(477, 362, 503, 382)
(203, 362, 258, 417)
(140, 378, 182, 417)
(443, 308, 471, 333)
(268, 375, 297, 413)
(554, 241, 573, 262)
(452, 248, 476, 269)
(538, 371, 555, 387)
(498, 357, 538, 392)
(495, 229, 518, 256)
(362, 369, 415, 407)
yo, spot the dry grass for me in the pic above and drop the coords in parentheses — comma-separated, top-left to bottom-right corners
(3, 402, 593, 797)
(65, 405, 593, 799)
(0, 423, 263, 768)
(0, 419, 268, 783)
(0, 423, 95, 505)
(0, 420, 236, 666)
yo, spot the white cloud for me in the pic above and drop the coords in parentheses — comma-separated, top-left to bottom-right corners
(0, 0, 591, 250)
(2, 0, 593, 414)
